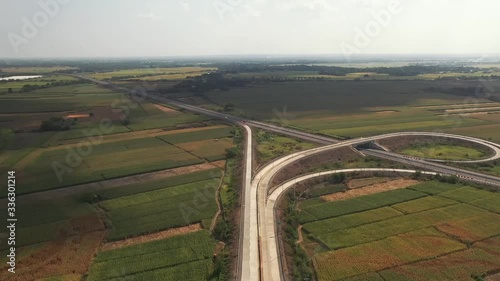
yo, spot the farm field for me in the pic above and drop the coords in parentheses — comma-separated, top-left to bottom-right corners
(113, 80, 178, 92)
(0, 194, 106, 281)
(158, 126, 233, 143)
(96, 167, 223, 200)
(2, 61, 500, 281)
(196, 80, 500, 140)
(0, 160, 226, 280)
(88, 67, 215, 80)
(7, 121, 234, 195)
(123, 102, 210, 132)
(0, 79, 228, 196)
(100, 178, 220, 240)
(86, 230, 216, 281)
(0, 66, 77, 73)
(0, 83, 130, 145)
(13, 137, 204, 194)
(0, 83, 120, 114)
(0, 75, 79, 92)
(223, 69, 500, 81)
(297, 180, 500, 280)
(0, 82, 211, 145)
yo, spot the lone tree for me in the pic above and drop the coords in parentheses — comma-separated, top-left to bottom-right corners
(7, 88, 12, 93)
(40, 117, 70, 131)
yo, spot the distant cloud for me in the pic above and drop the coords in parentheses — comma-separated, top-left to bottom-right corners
(136, 12, 162, 22)
(276, 0, 339, 13)
(178, 0, 190, 12)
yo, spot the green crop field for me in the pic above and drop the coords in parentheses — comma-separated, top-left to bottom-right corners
(391, 196, 457, 214)
(1, 85, 232, 195)
(469, 195, 500, 213)
(223, 69, 500, 81)
(158, 126, 234, 144)
(86, 230, 215, 281)
(302, 207, 403, 235)
(0, 195, 100, 251)
(437, 186, 493, 202)
(1, 114, 230, 280)
(0, 66, 77, 73)
(0, 83, 214, 147)
(98, 168, 222, 200)
(0, 83, 127, 140)
(444, 122, 500, 143)
(315, 228, 466, 281)
(0, 75, 80, 92)
(195, 79, 500, 140)
(125, 111, 210, 131)
(89, 67, 215, 80)
(200, 80, 478, 119)
(298, 181, 500, 280)
(407, 181, 461, 194)
(177, 138, 234, 161)
(318, 204, 488, 249)
(101, 179, 219, 240)
(15, 137, 204, 194)
(379, 236, 500, 281)
(3, 61, 500, 281)
(299, 189, 426, 223)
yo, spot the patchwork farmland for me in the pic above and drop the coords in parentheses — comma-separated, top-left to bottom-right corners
(88, 67, 216, 81)
(0, 69, 240, 281)
(193, 79, 500, 141)
(1, 60, 500, 281)
(297, 180, 500, 281)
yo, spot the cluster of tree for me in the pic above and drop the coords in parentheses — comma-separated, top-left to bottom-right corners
(165, 72, 246, 93)
(329, 173, 346, 184)
(367, 65, 479, 76)
(433, 174, 460, 184)
(217, 63, 481, 77)
(40, 117, 72, 131)
(20, 80, 81, 92)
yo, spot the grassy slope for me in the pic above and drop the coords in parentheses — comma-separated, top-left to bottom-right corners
(400, 144, 486, 161)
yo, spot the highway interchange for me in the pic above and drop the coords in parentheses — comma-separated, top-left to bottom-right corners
(79, 76, 500, 281)
(163, 99, 500, 281)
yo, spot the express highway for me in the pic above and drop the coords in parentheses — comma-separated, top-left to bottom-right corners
(78, 75, 500, 281)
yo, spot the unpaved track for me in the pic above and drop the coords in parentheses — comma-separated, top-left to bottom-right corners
(101, 224, 202, 251)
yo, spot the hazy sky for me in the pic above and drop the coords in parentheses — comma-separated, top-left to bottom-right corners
(1, 0, 499, 58)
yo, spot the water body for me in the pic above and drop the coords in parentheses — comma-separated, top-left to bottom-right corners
(0, 75, 42, 81)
